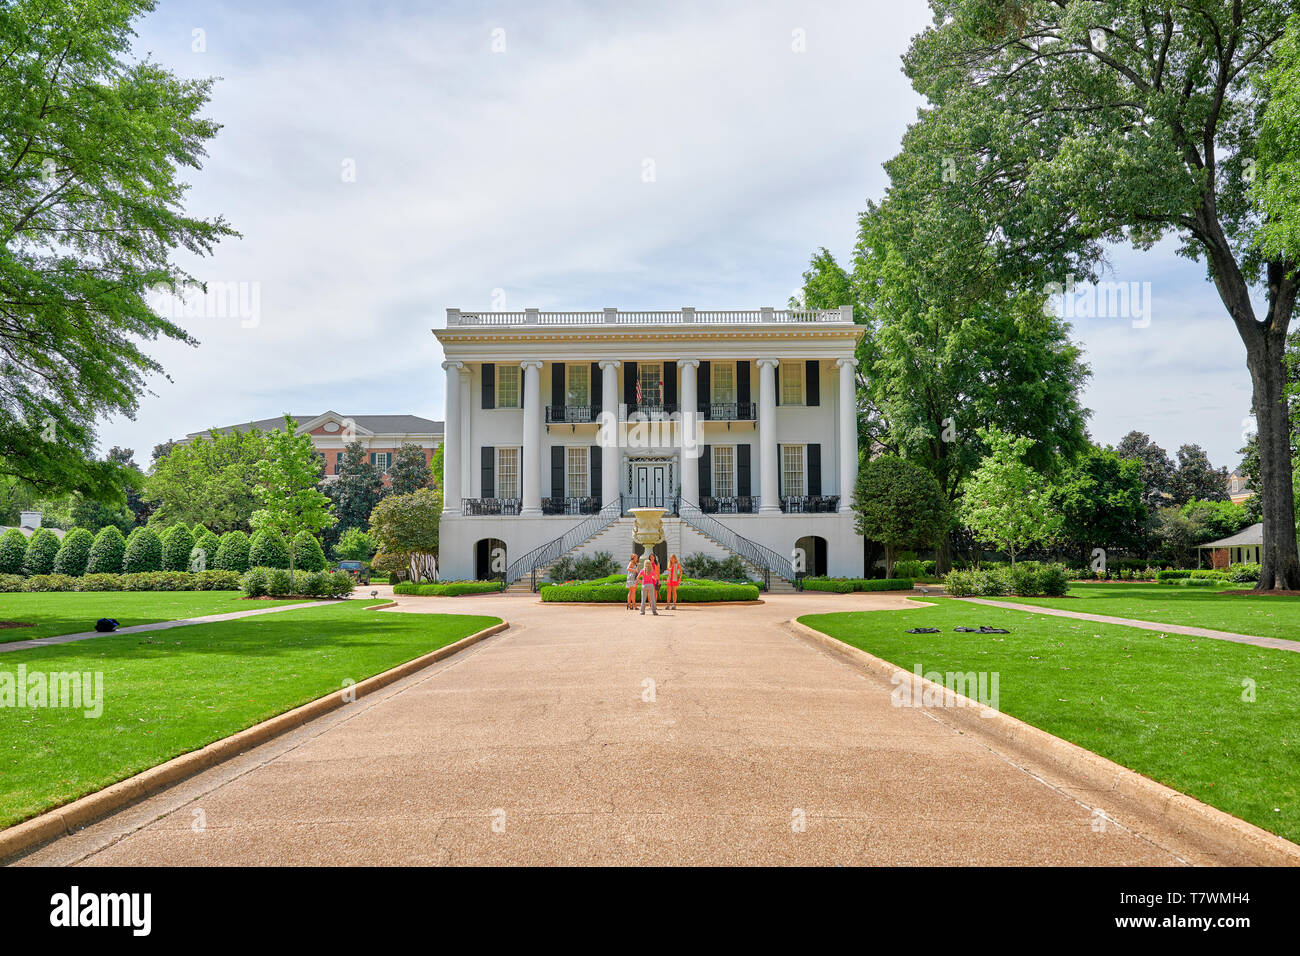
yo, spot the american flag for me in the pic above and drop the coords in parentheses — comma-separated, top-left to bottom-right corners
(635, 377, 642, 404)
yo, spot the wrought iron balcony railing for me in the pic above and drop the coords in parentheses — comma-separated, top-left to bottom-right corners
(461, 497, 522, 516)
(697, 401, 756, 421)
(780, 495, 840, 513)
(545, 404, 596, 424)
(541, 496, 602, 515)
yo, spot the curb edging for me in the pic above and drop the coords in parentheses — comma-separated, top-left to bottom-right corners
(789, 618, 1300, 867)
(0, 618, 509, 863)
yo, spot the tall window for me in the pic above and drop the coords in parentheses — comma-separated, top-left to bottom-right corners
(567, 364, 589, 406)
(780, 362, 804, 405)
(713, 445, 735, 497)
(781, 444, 805, 497)
(567, 446, 588, 497)
(497, 364, 520, 408)
(639, 362, 662, 404)
(373, 452, 391, 471)
(497, 447, 519, 499)
(335, 451, 344, 473)
(712, 362, 736, 404)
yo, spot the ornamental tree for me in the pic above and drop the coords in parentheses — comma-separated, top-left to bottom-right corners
(123, 526, 162, 573)
(369, 488, 442, 582)
(960, 428, 1061, 565)
(214, 530, 251, 572)
(250, 418, 336, 577)
(851, 455, 950, 578)
(161, 524, 194, 572)
(0, 528, 27, 574)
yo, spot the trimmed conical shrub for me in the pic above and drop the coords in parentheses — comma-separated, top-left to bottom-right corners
(249, 529, 290, 569)
(53, 527, 94, 576)
(191, 526, 221, 571)
(123, 527, 163, 573)
(0, 528, 27, 574)
(87, 526, 128, 574)
(214, 530, 251, 572)
(292, 531, 327, 571)
(23, 528, 59, 576)
(161, 524, 194, 571)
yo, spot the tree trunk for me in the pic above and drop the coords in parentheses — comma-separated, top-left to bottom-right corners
(883, 543, 895, 580)
(935, 534, 952, 575)
(1244, 329, 1300, 590)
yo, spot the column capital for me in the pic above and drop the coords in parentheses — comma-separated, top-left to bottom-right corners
(836, 357, 859, 369)
(519, 360, 543, 370)
(598, 359, 621, 370)
(441, 360, 464, 371)
(756, 357, 781, 369)
(676, 358, 700, 370)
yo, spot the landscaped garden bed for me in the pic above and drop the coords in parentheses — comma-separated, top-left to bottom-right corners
(393, 580, 505, 597)
(799, 577, 915, 593)
(539, 574, 759, 602)
(799, 603, 1300, 843)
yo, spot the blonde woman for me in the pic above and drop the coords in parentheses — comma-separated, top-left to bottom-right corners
(666, 554, 682, 609)
(626, 553, 639, 610)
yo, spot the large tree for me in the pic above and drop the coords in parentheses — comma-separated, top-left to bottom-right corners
(146, 428, 266, 532)
(1052, 443, 1147, 563)
(249, 417, 335, 577)
(387, 442, 433, 496)
(901, 1, 1299, 588)
(0, 0, 233, 500)
(326, 441, 386, 533)
(851, 454, 950, 578)
(1116, 431, 1175, 512)
(1170, 443, 1230, 505)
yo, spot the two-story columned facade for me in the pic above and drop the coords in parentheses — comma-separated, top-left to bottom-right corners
(434, 307, 864, 582)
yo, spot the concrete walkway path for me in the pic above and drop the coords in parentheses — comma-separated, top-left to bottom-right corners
(13, 590, 1232, 866)
(0, 601, 335, 653)
(956, 597, 1300, 653)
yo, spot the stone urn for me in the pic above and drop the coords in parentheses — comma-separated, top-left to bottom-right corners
(630, 507, 667, 549)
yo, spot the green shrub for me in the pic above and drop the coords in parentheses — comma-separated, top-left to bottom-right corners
(292, 531, 327, 572)
(87, 526, 127, 574)
(1156, 569, 1191, 582)
(1227, 562, 1261, 583)
(299, 570, 332, 597)
(1008, 562, 1039, 596)
(0, 528, 28, 575)
(77, 573, 126, 592)
(22, 573, 78, 592)
(249, 530, 290, 569)
(547, 550, 621, 582)
(800, 577, 915, 593)
(53, 528, 94, 576)
(23, 528, 59, 576)
(333, 526, 376, 562)
(1034, 563, 1071, 597)
(123, 527, 163, 573)
(328, 570, 356, 598)
(393, 579, 505, 596)
(161, 524, 194, 572)
(1181, 577, 1220, 587)
(190, 526, 221, 571)
(241, 567, 270, 597)
(192, 569, 242, 590)
(893, 559, 926, 579)
(0, 573, 24, 592)
(267, 567, 294, 597)
(942, 569, 981, 597)
(122, 571, 195, 591)
(681, 553, 752, 581)
(214, 531, 251, 572)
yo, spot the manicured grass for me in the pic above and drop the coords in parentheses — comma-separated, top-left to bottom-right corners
(1007, 582, 1300, 641)
(800, 601, 1300, 843)
(0, 591, 304, 643)
(0, 601, 499, 828)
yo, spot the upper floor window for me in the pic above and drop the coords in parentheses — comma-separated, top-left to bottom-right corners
(497, 364, 520, 408)
(781, 444, 805, 497)
(497, 447, 519, 499)
(713, 445, 736, 497)
(638, 362, 662, 404)
(780, 362, 804, 405)
(567, 364, 589, 406)
(712, 361, 736, 404)
(372, 452, 391, 471)
(335, 451, 344, 472)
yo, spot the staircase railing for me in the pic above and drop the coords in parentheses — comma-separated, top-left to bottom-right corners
(507, 494, 625, 591)
(677, 497, 794, 588)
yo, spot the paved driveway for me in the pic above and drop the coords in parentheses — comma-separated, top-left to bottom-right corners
(19, 592, 1201, 866)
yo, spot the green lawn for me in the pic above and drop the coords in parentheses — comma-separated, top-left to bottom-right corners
(1006, 582, 1300, 640)
(0, 591, 305, 643)
(800, 601, 1300, 843)
(0, 601, 499, 829)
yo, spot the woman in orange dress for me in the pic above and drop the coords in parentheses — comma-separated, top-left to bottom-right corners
(666, 555, 682, 609)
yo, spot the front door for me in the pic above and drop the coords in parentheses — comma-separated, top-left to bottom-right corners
(633, 462, 668, 508)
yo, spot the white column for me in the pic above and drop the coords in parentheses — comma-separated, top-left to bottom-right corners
(600, 360, 620, 508)
(441, 361, 463, 514)
(459, 367, 472, 499)
(838, 357, 859, 513)
(757, 358, 780, 514)
(521, 360, 543, 515)
(677, 359, 700, 506)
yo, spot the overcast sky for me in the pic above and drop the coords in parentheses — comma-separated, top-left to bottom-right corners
(98, 0, 1258, 471)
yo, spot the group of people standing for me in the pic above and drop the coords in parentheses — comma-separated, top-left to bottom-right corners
(625, 552, 682, 615)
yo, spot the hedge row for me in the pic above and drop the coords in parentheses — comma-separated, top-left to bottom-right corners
(800, 577, 915, 593)
(240, 567, 354, 599)
(539, 580, 760, 602)
(393, 580, 505, 597)
(943, 563, 1070, 598)
(0, 570, 244, 592)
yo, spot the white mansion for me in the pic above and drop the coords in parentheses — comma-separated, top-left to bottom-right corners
(434, 307, 865, 585)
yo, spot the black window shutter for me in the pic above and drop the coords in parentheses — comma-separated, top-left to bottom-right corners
(590, 362, 602, 409)
(551, 446, 565, 498)
(552, 363, 565, 407)
(481, 363, 495, 409)
(623, 361, 637, 406)
(737, 444, 751, 496)
(777, 444, 783, 496)
(775, 363, 781, 406)
(808, 443, 822, 495)
(481, 446, 494, 498)
(664, 362, 677, 407)
(698, 361, 711, 412)
(736, 361, 749, 405)
(806, 360, 820, 406)
(369, 453, 376, 465)
(699, 444, 712, 499)
(590, 446, 601, 498)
